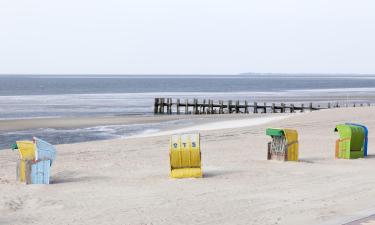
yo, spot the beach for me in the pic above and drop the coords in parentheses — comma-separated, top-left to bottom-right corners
(1, 107, 375, 225)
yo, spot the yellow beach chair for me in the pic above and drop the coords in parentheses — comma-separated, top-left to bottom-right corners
(169, 133, 202, 178)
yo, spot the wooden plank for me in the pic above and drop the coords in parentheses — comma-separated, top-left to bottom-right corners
(228, 100, 232, 113)
(219, 100, 224, 114)
(210, 100, 214, 114)
(154, 98, 159, 114)
(176, 99, 180, 114)
(194, 99, 198, 114)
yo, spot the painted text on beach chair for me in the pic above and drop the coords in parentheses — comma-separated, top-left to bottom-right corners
(169, 133, 202, 178)
(335, 124, 365, 159)
(15, 137, 56, 184)
(266, 128, 298, 161)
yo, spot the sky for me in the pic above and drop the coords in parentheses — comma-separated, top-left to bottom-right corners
(0, 0, 374, 75)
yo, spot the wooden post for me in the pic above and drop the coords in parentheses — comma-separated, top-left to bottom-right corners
(166, 98, 170, 114)
(154, 98, 159, 114)
(160, 98, 164, 114)
(210, 100, 214, 114)
(194, 99, 198, 114)
(202, 99, 206, 114)
(271, 103, 276, 113)
(176, 99, 180, 114)
(281, 103, 285, 113)
(228, 100, 232, 113)
(301, 103, 304, 112)
(244, 100, 249, 113)
(219, 100, 224, 114)
(263, 102, 266, 113)
(235, 100, 240, 113)
(207, 99, 210, 114)
(254, 102, 258, 113)
(168, 98, 172, 114)
(309, 102, 313, 111)
(185, 99, 189, 114)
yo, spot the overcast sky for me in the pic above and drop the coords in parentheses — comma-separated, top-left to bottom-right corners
(0, 0, 374, 75)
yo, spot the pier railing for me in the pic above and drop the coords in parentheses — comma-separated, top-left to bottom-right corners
(154, 98, 371, 115)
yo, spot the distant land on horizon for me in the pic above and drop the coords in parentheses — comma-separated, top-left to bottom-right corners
(0, 73, 375, 77)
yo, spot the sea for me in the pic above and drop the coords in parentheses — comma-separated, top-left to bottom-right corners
(1, 74, 375, 149)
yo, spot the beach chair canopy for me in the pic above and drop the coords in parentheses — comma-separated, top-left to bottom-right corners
(16, 141, 36, 161)
(266, 128, 298, 144)
(335, 124, 365, 151)
(16, 137, 56, 163)
(266, 128, 285, 137)
(34, 137, 56, 162)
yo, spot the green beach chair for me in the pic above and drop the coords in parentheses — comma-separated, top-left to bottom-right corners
(334, 124, 365, 159)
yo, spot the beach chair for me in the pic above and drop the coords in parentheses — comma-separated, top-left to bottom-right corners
(169, 133, 202, 178)
(266, 128, 298, 161)
(335, 124, 365, 159)
(345, 123, 368, 157)
(15, 137, 56, 184)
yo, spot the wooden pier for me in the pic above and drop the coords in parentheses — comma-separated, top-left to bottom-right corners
(154, 98, 371, 115)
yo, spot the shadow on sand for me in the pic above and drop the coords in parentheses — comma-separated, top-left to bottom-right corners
(50, 171, 108, 184)
(203, 170, 243, 178)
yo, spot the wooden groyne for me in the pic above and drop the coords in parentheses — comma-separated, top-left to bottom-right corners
(154, 98, 371, 115)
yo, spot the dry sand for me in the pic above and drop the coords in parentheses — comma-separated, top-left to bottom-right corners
(1, 107, 375, 225)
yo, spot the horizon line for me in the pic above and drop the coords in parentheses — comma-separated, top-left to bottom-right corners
(1, 72, 375, 76)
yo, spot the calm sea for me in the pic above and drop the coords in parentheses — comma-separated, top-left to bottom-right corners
(1, 74, 375, 119)
(0, 74, 374, 149)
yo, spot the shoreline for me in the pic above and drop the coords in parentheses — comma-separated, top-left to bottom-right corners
(0, 113, 285, 132)
(0, 113, 283, 150)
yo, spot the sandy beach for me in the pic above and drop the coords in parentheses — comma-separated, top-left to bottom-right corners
(1, 107, 375, 225)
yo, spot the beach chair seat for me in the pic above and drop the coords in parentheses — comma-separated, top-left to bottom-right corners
(266, 128, 298, 161)
(169, 133, 202, 178)
(335, 124, 365, 159)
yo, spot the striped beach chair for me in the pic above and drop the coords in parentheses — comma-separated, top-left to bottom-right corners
(169, 133, 202, 178)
